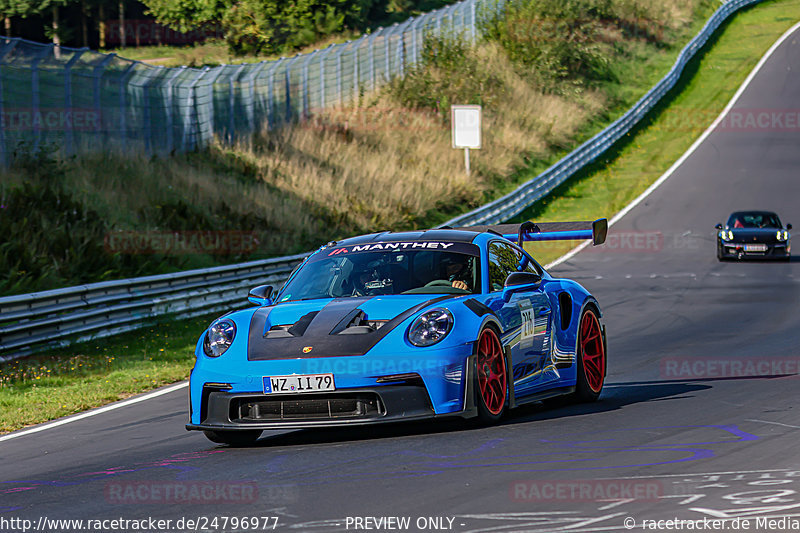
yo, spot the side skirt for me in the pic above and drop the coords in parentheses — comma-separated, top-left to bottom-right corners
(512, 385, 576, 407)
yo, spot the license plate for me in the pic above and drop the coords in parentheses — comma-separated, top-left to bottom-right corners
(263, 374, 335, 394)
(744, 244, 767, 252)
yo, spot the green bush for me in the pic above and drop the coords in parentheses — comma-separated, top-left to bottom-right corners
(388, 34, 506, 117)
(0, 181, 147, 294)
(389, 0, 672, 110)
(481, 0, 619, 87)
(142, 0, 452, 57)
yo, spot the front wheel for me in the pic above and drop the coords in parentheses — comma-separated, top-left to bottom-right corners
(475, 326, 508, 423)
(574, 307, 606, 402)
(203, 429, 262, 447)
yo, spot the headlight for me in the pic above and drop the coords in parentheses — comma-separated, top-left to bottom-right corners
(777, 230, 789, 241)
(721, 230, 733, 241)
(203, 319, 236, 357)
(407, 308, 453, 347)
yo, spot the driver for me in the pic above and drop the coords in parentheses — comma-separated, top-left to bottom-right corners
(442, 254, 472, 291)
(351, 265, 376, 296)
(350, 259, 393, 296)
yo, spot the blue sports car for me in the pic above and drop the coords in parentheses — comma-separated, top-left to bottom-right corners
(187, 220, 609, 445)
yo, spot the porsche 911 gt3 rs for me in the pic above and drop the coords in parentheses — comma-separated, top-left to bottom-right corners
(186, 220, 609, 445)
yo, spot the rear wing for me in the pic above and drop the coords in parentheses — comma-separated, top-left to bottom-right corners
(456, 218, 608, 247)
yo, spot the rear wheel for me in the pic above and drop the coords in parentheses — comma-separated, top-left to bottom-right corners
(574, 307, 606, 402)
(475, 326, 508, 423)
(203, 430, 262, 447)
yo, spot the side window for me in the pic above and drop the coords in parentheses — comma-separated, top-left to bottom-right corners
(488, 242, 521, 291)
(488, 241, 543, 291)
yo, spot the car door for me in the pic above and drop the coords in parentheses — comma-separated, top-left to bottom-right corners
(483, 240, 552, 397)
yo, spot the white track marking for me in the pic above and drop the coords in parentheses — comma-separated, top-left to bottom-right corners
(0, 381, 188, 442)
(546, 20, 800, 271)
(4, 20, 800, 444)
(745, 419, 800, 430)
(591, 469, 790, 480)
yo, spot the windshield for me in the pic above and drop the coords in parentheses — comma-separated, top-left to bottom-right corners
(276, 242, 481, 302)
(727, 212, 781, 229)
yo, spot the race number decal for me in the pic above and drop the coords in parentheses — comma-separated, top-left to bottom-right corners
(518, 299, 535, 348)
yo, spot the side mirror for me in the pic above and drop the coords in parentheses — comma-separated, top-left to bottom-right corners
(715, 223, 723, 230)
(787, 224, 792, 230)
(248, 285, 274, 306)
(505, 271, 541, 287)
(502, 272, 541, 302)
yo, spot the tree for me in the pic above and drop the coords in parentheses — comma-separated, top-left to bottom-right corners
(0, 0, 75, 46)
(0, 0, 15, 35)
(0, 0, 36, 37)
(141, 0, 375, 55)
(117, 0, 123, 46)
(140, 0, 225, 33)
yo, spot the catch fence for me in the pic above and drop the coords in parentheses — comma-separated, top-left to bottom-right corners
(0, 0, 490, 164)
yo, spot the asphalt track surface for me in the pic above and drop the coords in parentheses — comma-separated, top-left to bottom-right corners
(3, 26, 800, 533)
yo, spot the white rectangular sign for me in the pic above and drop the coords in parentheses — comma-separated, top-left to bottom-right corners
(451, 105, 482, 149)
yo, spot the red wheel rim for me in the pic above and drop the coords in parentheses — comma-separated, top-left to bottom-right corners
(477, 328, 506, 415)
(579, 310, 605, 394)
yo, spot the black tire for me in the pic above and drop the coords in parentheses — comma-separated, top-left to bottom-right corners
(574, 307, 606, 402)
(474, 326, 508, 424)
(203, 430, 262, 446)
(716, 242, 725, 261)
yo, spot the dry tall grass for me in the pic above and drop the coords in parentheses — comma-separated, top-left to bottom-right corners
(214, 40, 603, 240)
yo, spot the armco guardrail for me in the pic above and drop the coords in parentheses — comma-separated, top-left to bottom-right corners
(0, 0, 764, 361)
(0, 253, 307, 362)
(0, 0, 491, 164)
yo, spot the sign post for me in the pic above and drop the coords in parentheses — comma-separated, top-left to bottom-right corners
(451, 105, 481, 175)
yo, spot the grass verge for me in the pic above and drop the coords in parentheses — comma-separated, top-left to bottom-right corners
(0, 314, 215, 434)
(1, 0, 799, 434)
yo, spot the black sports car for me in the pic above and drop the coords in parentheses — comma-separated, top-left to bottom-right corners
(715, 211, 791, 261)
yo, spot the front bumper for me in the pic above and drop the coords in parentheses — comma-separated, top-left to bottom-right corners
(187, 383, 447, 431)
(718, 240, 790, 259)
(189, 337, 476, 427)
